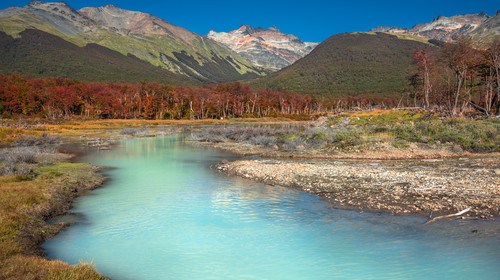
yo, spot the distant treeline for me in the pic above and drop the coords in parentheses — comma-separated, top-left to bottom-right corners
(0, 75, 398, 120)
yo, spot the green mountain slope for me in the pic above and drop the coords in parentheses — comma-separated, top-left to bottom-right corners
(0, 1, 267, 83)
(0, 29, 196, 84)
(250, 32, 433, 97)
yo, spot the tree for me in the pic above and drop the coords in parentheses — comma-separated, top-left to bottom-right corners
(483, 40, 500, 114)
(413, 47, 436, 108)
(440, 37, 480, 116)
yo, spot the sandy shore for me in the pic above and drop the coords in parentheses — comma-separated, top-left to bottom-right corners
(216, 156, 500, 217)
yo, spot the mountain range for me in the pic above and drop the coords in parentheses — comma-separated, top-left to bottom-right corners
(370, 11, 500, 44)
(0, 1, 498, 99)
(0, 1, 266, 83)
(207, 25, 318, 70)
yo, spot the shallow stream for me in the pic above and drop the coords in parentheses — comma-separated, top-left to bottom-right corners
(43, 136, 500, 279)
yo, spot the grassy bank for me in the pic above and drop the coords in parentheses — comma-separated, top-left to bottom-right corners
(0, 152, 106, 279)
(328, 110, 500, 153)
(190, 110, 500, 158)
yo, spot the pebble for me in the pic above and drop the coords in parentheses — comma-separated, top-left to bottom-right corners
(218, 157, 500, 217)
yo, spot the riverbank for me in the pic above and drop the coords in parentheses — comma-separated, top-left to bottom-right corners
(0, 149, 107, 279)
(216, 157, 500, 217)
(190, 110, 500, 160)
(189, 110, 500, 217)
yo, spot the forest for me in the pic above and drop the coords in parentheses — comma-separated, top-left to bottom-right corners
(0, 75, 397, 120)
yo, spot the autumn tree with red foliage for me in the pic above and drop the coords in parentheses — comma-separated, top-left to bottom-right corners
(411, 38, 500, 116)
(0, 75, 405, 120)
(413, 47, 436, 108)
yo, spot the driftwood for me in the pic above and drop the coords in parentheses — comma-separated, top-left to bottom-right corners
(425, 207, 472, 224)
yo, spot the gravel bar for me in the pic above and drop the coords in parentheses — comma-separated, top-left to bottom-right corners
(217, 157, 500, 217)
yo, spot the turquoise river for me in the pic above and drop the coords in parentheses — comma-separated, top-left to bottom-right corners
(43, 135, 500, 279)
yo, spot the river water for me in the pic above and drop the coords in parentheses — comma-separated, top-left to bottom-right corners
(43, 136, 500, 279)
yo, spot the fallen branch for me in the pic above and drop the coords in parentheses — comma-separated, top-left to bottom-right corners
(469, 101, 490, 116)
(425, 207, 472, 224)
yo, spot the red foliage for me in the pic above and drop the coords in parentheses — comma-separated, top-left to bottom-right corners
(0, 75, 398, 119)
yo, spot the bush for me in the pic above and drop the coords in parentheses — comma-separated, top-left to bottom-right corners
(190, 129, 228, 143)
(393, 139, 409, 149)
(0, 162, 33, 176)
(14, 133, 60, 147)
(119, 127, 147, 136)
(249, 135, 277, 147)
(190, 126, 301, 143)
(0, 147, 40, 164)
(386, 118, 500, 152)
(331, 129, 363, 148)
(0, 147, 40, 176)
(281, 137, 306, 151)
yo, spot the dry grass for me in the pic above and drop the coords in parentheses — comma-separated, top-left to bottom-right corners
(0, 127, 37, 145)
(0, 162, 106, 279)
(1, 117, 304, 144)
(2, 255, 106, 280)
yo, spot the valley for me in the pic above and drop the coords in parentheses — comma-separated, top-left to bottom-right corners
(0, 1, 499, 279)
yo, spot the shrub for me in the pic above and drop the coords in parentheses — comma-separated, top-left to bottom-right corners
(0, 162, 33, 176)
(190, 129, 228, 143)
(14, 133, 60, 147)
(119, 127, 147, 135)
(281, 137, 306, 151)
(331, 129, 363, 148)
(0, 147, 40, 164)
(393, 139, 409, 149)
(0, 147, 40, 176)
(249, 136, 277, 147)
(381, 118, 500, 152)
(190, 126, 301, 144)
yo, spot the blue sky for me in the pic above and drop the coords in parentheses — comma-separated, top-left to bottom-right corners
(1, 0, 498, 42)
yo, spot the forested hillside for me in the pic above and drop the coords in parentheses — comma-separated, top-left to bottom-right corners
(251, 33, 432, 97)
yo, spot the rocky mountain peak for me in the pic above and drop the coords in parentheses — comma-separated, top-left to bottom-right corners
(268, 25, 281, 33)
(433, 15, 446, 21)
(236, 25, 255, 34)
(27, 1, 74, 11)
(371, 11, 496, 43)
(79, 5, 199, 42)
(103, 4, 119, 9)
(93, 4, 131, 15)
(207, 25, 318, 70)
(27, 0, 44, 7)
(23, 0, 92, 33)
(478, 11, 488, 17)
